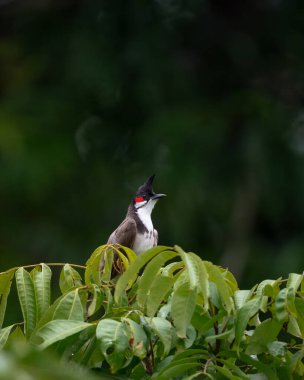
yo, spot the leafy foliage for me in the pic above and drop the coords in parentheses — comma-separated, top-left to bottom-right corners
(1, 245, 304, 379)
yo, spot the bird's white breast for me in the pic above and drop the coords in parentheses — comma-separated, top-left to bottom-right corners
(133, 229, 156, 254)
(133, 205, 156, 254)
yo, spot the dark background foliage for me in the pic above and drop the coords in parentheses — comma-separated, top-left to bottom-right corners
(1, 0, 304, 290)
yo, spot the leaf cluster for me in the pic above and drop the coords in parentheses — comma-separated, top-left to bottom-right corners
(1, 245, 304, 379)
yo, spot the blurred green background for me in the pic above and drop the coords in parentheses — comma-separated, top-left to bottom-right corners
(1, 0, 304, 291)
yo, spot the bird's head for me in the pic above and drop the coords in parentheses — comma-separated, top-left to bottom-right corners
(133, 175, 166, 212)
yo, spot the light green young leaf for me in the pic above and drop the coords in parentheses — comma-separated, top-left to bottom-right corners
(0, 324, 14, 349)
(31, 264, 52, 321)
(96, 318, 130, 373)
(137, 250, 178, 310)
(37, 319, 91, 350)
(15, 267, 37, 338)
(0, 269, 15, 328)
(59, 264, 82, 294)
(172, 282, 197, 338)
(114, 246, 175, 302)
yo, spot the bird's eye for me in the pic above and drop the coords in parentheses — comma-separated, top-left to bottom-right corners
(135, 197, 145, 203)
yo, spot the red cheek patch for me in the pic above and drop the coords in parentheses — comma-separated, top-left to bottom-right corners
(135, 197, 145, 203)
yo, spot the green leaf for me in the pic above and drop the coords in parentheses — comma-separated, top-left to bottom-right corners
(31, 264, 52, 322)
(31, 289, 85, 343)
(0, 324, 14, 349)
(36, 319, 92, 350)
(213, 365, 240, 380)
(189, 253, 209, 310)
(235, 297, 261, 347)
(246, 318, 282, 355)
(223, 351, 278, 380)
(59, 264, 82, 294)
(286, 273, 303, 317)
(267, 340, 287, 356)
(87, 284, 104, 318)
(234, 290, 251, 310)
(122, 318, 148, 359)
(96, 318, 130, 373)
(287, 315, 302, 338)
(204, 261, 234, 313)
(54, 289, 84, 321)
(149, 317, 174, 357)
(15, 267, 37, 338)
(114, 246, 175, 303)
(146, 273, 175, 317)
(154, 362, 202, 380)
(85, 245, 108, 286)
(275, 288, 288, 322)
(137, 250, 178, 310)
(0, 269, 15, 328)
(172, 282, 197, 338)
(174, 246, 200, 290)
(287, 273, 303, 291)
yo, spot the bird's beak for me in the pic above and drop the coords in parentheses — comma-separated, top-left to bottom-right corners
(151, 193, 166, 200)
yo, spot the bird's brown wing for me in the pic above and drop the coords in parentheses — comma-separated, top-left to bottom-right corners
(107, 217, 137, 248)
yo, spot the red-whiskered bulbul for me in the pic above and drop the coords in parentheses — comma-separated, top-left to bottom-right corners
(107, 174, 166, 253)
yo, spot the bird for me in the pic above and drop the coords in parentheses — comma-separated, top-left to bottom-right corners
(106, 174, 166, 254)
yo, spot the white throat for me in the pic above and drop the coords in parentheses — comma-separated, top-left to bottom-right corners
(136, 199, 156, 231)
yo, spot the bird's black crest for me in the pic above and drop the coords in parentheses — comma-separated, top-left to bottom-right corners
(135, 174, 155, 197)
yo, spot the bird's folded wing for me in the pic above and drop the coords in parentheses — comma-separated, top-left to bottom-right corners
(107, 218, 137, 248)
